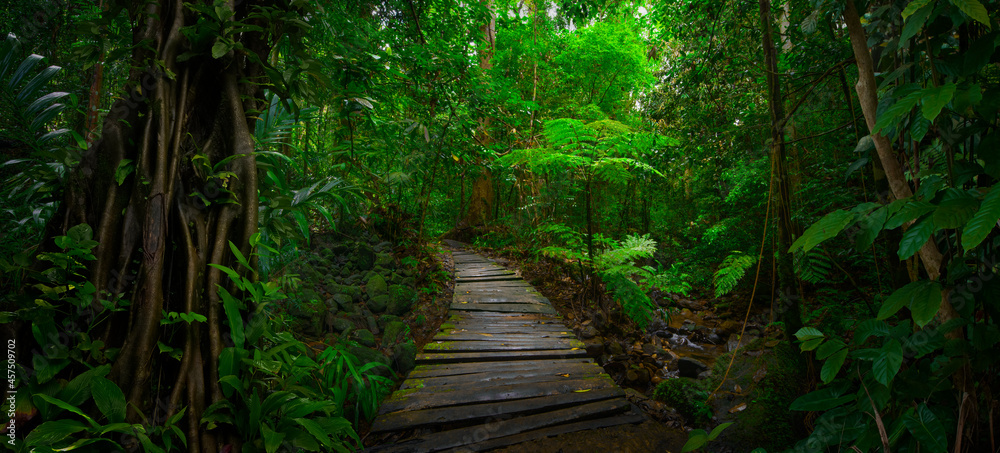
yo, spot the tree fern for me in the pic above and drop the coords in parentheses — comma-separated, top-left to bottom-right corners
(714, 251, 757, 298)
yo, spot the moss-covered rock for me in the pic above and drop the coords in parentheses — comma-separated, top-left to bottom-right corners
(368, 295, 391, 313)
(351, 329, 376, 347)
(392, 342, 417, 374)
(355, 243, 376, 271)
(366, 273, 388, 295)
(652, 378, 713, 425)
(330, 316, 352, 333)
(383, 321, 408, 346)
(375, 253, 394, 268)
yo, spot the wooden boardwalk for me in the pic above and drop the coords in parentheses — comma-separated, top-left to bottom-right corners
(367, 250, 644, 452)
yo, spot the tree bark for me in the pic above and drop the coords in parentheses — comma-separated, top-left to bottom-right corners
(761, 0, 804, 349)
(842, 0, 959, 321)
(42, 1, 284, 451)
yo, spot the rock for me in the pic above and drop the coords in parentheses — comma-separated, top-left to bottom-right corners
(387, 284, 417, 316)
(607, 340, 625, 356)
(377, 314, 401, 330)
(641, 343, 656, 355)
(366, 274, 388, 295)
(324, 298, 339, 312)
(717, 320, 742, 336)
(383, 321, 408, 346)
(678, 357, 709, 378)
(330, 317, 352, 333)
(355, 243, 376, 271)
(392, 342, 417, 374)
(367, 295, 391, 313)
(352, 329, 376, 347)
(402, 277, 416, 287)
(332, 293, 353, 310)
(627, 366, 650, 385)
(375, 253, 394, 268)
(580, 325, 599, 339)
(583, 338, 605, 357)
(375, 241, 393, 252)
(340, 267, 351, 277)
(697, 370, 713, 380)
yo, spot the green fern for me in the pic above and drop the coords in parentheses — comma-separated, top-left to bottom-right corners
(793, 249, 835, 284)
(714, 251, 756, 298)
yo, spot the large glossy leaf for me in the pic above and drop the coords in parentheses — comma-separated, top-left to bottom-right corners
(962, 185, 1000, 252)
(681, 429, 708, 452)
(790, 387, 856, 411)
(855, 205, 889, 251)
(854, 319, 890, 345)
(920, 83, 956, 121)
(878, 280, 942, 322)
(886, 200, 934, 229)
(821, 348, 849, 384)
(262, 423, 285, 453)
(897, 216, 934, 260)
(92, 376, 127, 423)
(874, 90, 922, 133)
(903, 404, 947, 452)
(873, 339, 903, 386)
(789, 210, 854, 253)
(950, 0, 991, 27)
(901, 1, 934, 43)
(24, 419, 89, 447)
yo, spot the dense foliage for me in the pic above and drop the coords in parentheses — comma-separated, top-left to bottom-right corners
(2, 0, 999, 451)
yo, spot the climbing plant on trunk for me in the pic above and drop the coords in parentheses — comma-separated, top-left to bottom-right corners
(35, 1, 314, 450)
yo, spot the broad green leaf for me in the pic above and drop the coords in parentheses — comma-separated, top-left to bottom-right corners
(708, 422, 734, 441)
(789, 210, 854, 253)
(260, 423, 285, 453)
(901, 2, 935, 43)
(873, 339, 903, 386)
(910, 285, 944, 328)
(790, 387, 856, 411)
(217, 286, 245, 349)
(854, 319, 890, 345)
(816, 339, 847, 360)
(294, 418, 333, 447)
(933, 191, 979, 229)
(920, 83, 956, 121)
(24, 419, 89, 447)
(910, 114, 930, 142)
(897, 216, 934, 260)
(92, 376, 127, 423)
(821, 348, 849, 384)
(874, 91, 922, 134)
(855, 205, 889, 251)
(878, 280, 942, 321)
(902, 0, 934, 18)
(115, 158, 134, 185)
(681, 429, 708, 452)
(950, 0, 991, 28)
(211, 39, 232, 59)
(33, 394, 98, 428)
(903, 404, 947, 452)
(795, 327, 824, 341)
(886, 200, 933, 229)
(962, 185, 1000, 252)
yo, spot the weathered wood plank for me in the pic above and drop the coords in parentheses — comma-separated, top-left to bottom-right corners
(401, 363, 607, 390)
(451, 412, 647, 452)
(432, 332, 576, 341)
(415, 347, 588, 364)
(375, 399, 633, 453)
(380, 376, 615, 413)
(370, 387, 624, 434)
(407, 359, 597, 379)
(449, 304, 557, 314)
(421, 338, 583, 352)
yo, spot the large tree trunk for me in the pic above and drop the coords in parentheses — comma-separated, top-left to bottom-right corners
(44, 1, 280, 451)
(841, 1, 959, 321)
(760, 0, 804, 350)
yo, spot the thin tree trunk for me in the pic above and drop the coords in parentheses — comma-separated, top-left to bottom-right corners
(761, 0, 804, 350)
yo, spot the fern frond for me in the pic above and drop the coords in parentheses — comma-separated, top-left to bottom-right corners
(604, 274, 658, 329)
(595, 234, 656, 271)
(794, 249, 835, 284)
(714, 251, 757, 298)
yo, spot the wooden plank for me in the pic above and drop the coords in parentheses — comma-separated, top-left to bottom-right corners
(375, 399, 633, 453)
(401, 364, 607, 390)
(454, 276, 524, 283)
(380, 376, 616, 413)
(370, 387, 624, 434)
(453, 412, 647, 452)
(449, 304, 557, 314)
(415, 348, 588, 365)
(402, 371, 613, 397)
(421, 339, 583, 352)
(432, 332, 576, 341)
(452, 296, 549, 304)
(407, 359, 597, 379)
